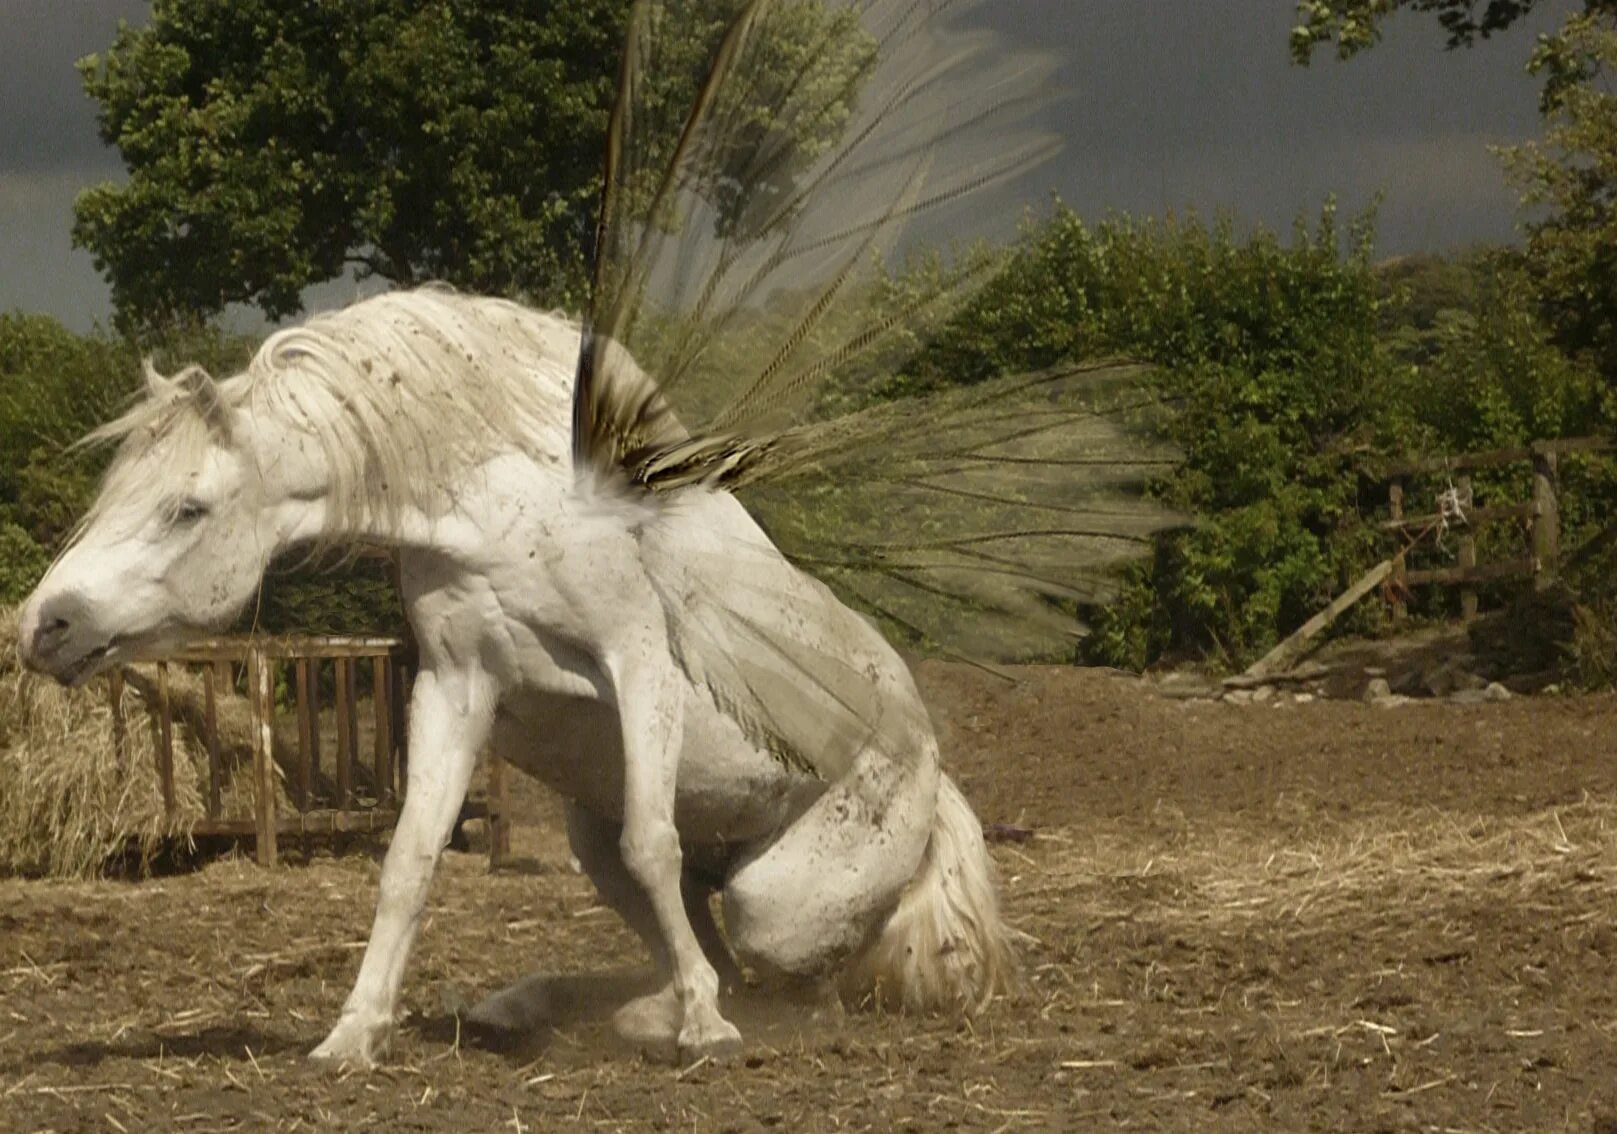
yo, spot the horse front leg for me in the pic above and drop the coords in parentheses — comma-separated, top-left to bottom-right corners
(609, 649, 741, 1060)
(310, 666, 494, 1067)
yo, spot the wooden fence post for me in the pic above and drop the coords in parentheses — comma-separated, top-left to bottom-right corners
(203, 663, 222, 820)
(248, 646, 278, 866)
(1532, 447, 1560, 590)
(372, 654, 394, 808)
(1388, 479, 1407, 621)
(108, 670, 128, 768)
(154, 663, 176, 821)
(335, 657, 353, 810)
(294, 658, 313, 811)
(1456, 475, 1477, 621)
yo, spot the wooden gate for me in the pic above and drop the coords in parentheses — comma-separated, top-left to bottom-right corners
(108, 636, 438, 866)
(1381, 436, 1609, 620)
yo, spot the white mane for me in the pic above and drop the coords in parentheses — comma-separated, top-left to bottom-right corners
(84, 289, 582, 544)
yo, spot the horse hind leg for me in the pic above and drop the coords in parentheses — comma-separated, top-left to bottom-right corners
(838, 773, 1017, 1015)
(721, 743, 940, 988)
(467, 803, 735, 1051)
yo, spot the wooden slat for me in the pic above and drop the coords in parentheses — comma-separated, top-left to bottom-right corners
(108, 670, 128, 768)
(307, 658, 322, 807)
(1535, 436, 1613, 458)
(156, 662, 175, 821)
(335, 657, 353, 810)
(1404, 557, 1536, 587)
(192, 809, 400, 837)
(187, 800, 487, 839)
(1455, 476, 1477, 620)
(1378, 501, 1534, 532)
(1244, 560, 1394, 681)
(137, 636, 406, 665)
(1381, 435, 1610, 477)
(373, 655, 393, 805)
(1388, 480, 1406, 622)
(248, 648, 278, 866)
(203, 664, 221, 820)
(1533, 451, 1560, 590)
(295, 658, 313, 811)
(393, 658, 410, 796)
(1384, 446, 1531, 477)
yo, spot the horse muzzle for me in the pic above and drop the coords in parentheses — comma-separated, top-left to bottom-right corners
(16, 590, 119, 687)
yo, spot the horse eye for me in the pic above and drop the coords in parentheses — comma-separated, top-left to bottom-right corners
(173, 498, 210, 525)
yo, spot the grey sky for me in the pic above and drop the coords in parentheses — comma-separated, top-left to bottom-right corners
(0, 0, 1574, 330)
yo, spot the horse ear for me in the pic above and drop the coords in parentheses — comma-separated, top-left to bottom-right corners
(141, 359, 168, 397)
(175, 365, 233, 443)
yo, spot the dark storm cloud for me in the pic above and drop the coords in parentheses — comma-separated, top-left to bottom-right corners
(0, 1, 145, 325)
(0, 0, 1584, 327)
(0, 0, 146, 175)
(974, 0, 1573, 251)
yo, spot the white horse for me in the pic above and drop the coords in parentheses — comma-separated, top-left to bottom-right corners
(17, 288, 1013, 1065)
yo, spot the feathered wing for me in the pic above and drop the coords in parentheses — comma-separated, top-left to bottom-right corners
(574, 0, 1058, 472)
(574, 0, 1179, 674)
(732, 362, 1179, 660)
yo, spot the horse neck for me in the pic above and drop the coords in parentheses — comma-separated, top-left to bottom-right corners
(259, 430, 573, 557)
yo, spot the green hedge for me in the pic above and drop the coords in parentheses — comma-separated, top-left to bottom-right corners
(897, 205, 1612, 668)
(4, 204, 1610, 669)
(0, 315, 400, 635)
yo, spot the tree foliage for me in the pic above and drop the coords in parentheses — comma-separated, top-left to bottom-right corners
(76, 0, 626, 328)
(893, 203, 1389, 667)
(872, 203, 1614, 669)
(1498, 12, 1617, 382)
(74, 0, 866, 331)
(1289, 0, 1616, 63)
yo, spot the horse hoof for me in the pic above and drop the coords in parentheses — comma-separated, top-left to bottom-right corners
(309, 1016, 391, 1069)
(612, 987, 680, 1050)
(677, 1016, 743, 1063)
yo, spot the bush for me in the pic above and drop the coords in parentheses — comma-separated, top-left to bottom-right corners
(1378, 254, 1617, 632)
(0, 315, 402, 635)
(903, 202, 1391, 667)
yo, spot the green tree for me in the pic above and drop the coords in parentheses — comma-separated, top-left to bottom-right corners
(76, 0, 867, 332)
(1295, 1, 1617, 410)
(1289, 0, 1616, 63)
(1498, 12, 1617, 382)
(898, 202, 1392, 668)
(77, 0, 627, 328)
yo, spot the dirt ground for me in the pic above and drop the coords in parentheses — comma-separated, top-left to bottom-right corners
(4, 661, 1617, 1132)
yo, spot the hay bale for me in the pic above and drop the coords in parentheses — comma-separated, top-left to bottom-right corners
(0, 608, 198, 875)
(0, 606, 295, 877)
(117, 662, 301, 817)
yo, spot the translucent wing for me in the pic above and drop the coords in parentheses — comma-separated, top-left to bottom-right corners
(574, 0, 1058, 473)
(734, 362, 1179, 659)
(575, 0, 1179, 669)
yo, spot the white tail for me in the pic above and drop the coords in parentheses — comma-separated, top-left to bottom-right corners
(839, 774, 1016, 1014)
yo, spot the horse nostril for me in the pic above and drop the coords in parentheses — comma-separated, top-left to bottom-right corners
(27, 602, 75, 661)
(33, 617, 69, 653)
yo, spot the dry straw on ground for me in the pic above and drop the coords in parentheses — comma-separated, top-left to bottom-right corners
(0, 605, 292, 878)
(1012, 795, 1617, 944)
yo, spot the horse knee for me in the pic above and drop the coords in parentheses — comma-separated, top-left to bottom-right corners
(721, 872, 867, 977)
(619, 818, 682, 890)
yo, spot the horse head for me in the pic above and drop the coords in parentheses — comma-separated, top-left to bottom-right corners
(16, 361, 319, 685)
